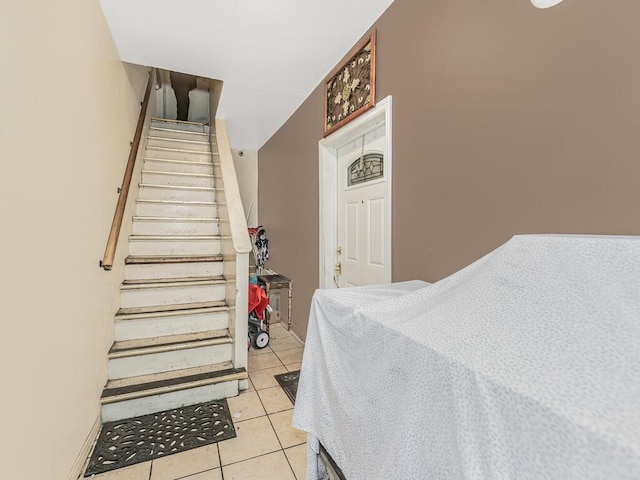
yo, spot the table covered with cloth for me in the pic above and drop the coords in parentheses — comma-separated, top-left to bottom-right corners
(293, 234, 640, 480)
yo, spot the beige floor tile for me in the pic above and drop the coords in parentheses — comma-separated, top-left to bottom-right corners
(269, 334, 303, 352)
(218, 416, 280, 466)
(181, 468, 223, 480)
(248, 365, 288, 390)
(274, 347, 304, 365)
(257, 386, 294, 414)
(267, 323, 291, 334)
(247, 377, 255, 392)
(227, 391, 266, 422)
(222, 451, 296, 480)
(269, 409, 307, 448)
(151, 444, 219, 480)
(92, 462, 151, 480)
(248, 351, 283, 371)
(284, 444, 308, 480)
(268, 323, 287, 332)
(285, 362, 302, 372)
(248, 345, 272, 357)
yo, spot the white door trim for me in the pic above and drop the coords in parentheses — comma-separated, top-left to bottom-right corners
(318, 95, 392, 289)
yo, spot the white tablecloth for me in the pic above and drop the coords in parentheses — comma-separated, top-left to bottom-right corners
(293, 235, 640, 480)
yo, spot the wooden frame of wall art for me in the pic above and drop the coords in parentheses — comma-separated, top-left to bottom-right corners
(324, 30, 376, 137)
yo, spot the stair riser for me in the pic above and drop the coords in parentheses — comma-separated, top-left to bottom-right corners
(115, 311, 229, 341)
(108, 343, 233, 380)
(125, 261, 224, 280)
(136, 203, 217, 218)
(142, 171, 214, 188)
(144, 159, 213, 175)
(120, 283, 225, 308)
(101, 380, 239, 422)
(151, 121, 207, 133)
(132, 220, 219, 236)
(146, 147, 212, 162)
(149, 127, 210, 142)
(139, 186, 215, 203)
(128, 239, 221, 256)
(148, 137, 211, 152)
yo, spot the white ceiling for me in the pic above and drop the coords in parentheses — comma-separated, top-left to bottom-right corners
(100, 0, 395, 150)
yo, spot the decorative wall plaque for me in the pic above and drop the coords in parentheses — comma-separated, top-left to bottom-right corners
(324, 30, 376, 137)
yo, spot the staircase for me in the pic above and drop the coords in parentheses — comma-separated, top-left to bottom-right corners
(100, 118, 247, 422)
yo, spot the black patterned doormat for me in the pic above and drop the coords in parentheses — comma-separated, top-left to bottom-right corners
(84, 399, 235, 477)
(274, 370, 300, 404)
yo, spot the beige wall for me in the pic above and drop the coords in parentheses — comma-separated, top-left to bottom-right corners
(231, 149, 259, 227)
(0, 1, 149, 478)
(258, 0, 640, 340)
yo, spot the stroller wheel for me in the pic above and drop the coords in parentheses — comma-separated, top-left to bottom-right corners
(255, 331, 269, 349)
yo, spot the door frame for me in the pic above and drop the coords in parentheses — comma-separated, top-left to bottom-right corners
(318, 95, 393, 289)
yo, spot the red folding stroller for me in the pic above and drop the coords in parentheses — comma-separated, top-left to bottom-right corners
(248, 284, 270, 348)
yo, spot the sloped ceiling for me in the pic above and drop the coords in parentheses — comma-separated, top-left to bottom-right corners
(100, 0, 395, 150)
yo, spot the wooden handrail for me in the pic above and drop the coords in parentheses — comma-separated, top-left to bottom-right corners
(101, 68, 155, 271)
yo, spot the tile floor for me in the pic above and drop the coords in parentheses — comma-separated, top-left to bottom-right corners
(82, 323, 306, 480)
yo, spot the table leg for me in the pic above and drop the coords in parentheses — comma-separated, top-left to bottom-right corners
(264, 283, 271, 333)
(287, 280, 292, 331)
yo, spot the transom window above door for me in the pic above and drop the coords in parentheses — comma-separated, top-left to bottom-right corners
(348, 153, 384, 186)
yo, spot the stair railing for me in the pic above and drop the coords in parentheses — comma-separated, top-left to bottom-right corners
(101, 68, 156, 271)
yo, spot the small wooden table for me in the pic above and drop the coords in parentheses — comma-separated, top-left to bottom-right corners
(258, 274, 293, 331)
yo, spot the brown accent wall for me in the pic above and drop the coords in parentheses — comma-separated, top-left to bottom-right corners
(259, 0, 640, 340)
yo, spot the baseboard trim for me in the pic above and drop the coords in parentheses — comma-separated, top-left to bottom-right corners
(67, 415, 101, 480)
(289, 329, 305, 347)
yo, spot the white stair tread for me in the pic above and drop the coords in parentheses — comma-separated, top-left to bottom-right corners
(101, 362, 245, 404)
(109, 329, 232, 358)
(133, 216, 218, 223)
(129, 234, 221, 241)
(125, 254, 223, 264)
(121, 275, 225, 289)
(136, 199, 217, 206)
(139, 183, 216, 192)
(144, 156, 213, 166)
(150, 126, 210, 137)
(142, 170, 215, 179)
(147, 146, 212, 155)
(148, 136, 211, 146)
(152, 117, 205, 126)
(116, 300, 229, 320)
(117, 300, 228, 317)
(105, 362, 234, 390)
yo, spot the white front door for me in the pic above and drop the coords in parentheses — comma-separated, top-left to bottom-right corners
(319, 95, 392, 290)
(335, 123, 387, 287)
